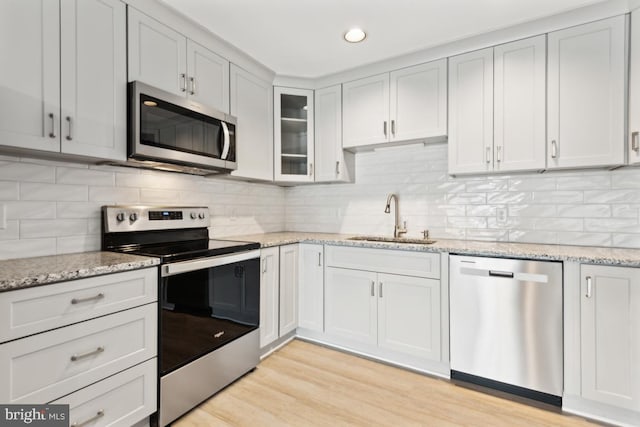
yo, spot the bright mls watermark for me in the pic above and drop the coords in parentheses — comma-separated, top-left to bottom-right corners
(0, 405, 68, 426)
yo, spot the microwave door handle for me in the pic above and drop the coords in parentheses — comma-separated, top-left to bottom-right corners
(221, 121, 230, 160)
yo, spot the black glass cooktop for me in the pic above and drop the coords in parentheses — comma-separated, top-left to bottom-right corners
(122, 239, 260, 263)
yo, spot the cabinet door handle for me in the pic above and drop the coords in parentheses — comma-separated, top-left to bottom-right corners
(48, 113, 56, 138)
(371, 280, 375, 297)
(317, 252, 322, 267)
(383, 121, 387, 137)
(65, 116, 73, 141)
(309, 163, 313, 177)
(391, 120, 395, 136)
(379, 282, 383, 298)
(336, 161, 340, 176)
(551, 140, 558, 158)
(632, 131, 639, 153)
(586, 276, 592, 298)
(189, 76, 196, 95)
(70, 346, 104, 362)
(71, 292, 104, 305)
(71, 410, 104, 427)
(485, 146, 491, 164)
(496, 145, 501, 163)
(180, 73, 187, 92)
(262, 259, 267, 273)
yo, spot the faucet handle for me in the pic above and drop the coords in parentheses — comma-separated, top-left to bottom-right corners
(422, 229, 430, 240)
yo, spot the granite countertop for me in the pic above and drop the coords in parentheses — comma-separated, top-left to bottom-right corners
(0, 252, 160, 292)
(228, 232, 640, 267)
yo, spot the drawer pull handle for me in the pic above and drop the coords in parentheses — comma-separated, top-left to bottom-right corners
(71, 293, 104, 305)
(70, 346, 104, 362)
(71, 409, 104, 427)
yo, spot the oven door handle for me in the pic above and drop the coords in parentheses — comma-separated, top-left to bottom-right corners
(161, 249, 260, 277)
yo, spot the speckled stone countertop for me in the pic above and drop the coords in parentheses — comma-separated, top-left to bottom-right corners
(0, 252, 160, 292)
(228, 232, 640, 267)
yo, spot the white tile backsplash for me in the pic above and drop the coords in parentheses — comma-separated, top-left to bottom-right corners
(286, 143, 640, 248)
(0, 157, 286, 260)
(5, 141, 640, 260)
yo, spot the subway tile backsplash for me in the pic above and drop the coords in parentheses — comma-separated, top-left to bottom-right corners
(4, 140, 640, 260)
(0, 155, 286, 260)
(286, 143, 640, 249)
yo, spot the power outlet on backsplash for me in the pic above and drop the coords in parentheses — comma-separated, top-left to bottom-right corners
(496, 207, 507, 225)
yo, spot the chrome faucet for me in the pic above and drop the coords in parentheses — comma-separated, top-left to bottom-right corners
(384, 193, 407, 238)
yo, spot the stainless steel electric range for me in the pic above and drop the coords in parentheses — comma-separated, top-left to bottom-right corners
(101, 205, 260, 426)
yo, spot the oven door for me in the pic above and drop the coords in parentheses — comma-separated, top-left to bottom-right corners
(159, 250, 259, 376)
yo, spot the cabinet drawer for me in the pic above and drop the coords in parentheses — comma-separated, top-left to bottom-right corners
(0, 268, 157, 343)
(326, 246, 440, 279)
(52, 359, 157, 427)
(0, 303, 157, 404)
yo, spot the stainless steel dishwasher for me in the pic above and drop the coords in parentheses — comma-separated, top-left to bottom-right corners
(449, 255, 563, 406)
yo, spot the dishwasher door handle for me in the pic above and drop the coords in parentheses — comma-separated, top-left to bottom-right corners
(488, 270, 514, 278)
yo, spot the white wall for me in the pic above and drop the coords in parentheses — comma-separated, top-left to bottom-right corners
(286, 143, 640, 249)
(0, 154, 285, 260)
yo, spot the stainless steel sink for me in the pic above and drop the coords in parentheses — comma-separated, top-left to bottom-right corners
(347, 236, 437, 245)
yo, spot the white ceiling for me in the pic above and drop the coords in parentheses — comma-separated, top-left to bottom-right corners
(160, 0, 608, 78)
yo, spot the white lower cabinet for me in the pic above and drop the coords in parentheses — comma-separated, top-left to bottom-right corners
(325, 267, 441, 361)
(298, 244, 324, 333)
(279, 244, 299, 336)
(0, 268, 158, 426)
(53, 358, 157, 427)
(377, 273, 441, 360)
(319, 246, 446, 374)
(325, 267, 377, 346)
(260, 244, 299, 349)
(259, 247, 279, 347)
(580, 264, 640, 412)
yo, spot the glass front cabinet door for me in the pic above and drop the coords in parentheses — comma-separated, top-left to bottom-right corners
(274, 87, 314, 182)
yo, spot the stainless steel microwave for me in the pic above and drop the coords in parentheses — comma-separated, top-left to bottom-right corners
(128, 81, 237, 173)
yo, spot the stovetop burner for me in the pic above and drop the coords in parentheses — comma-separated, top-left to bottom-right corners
(123, 239, 260, 263)
(101, 205, 259, 263)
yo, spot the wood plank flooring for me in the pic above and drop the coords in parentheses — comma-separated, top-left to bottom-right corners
(174, 340, 601, 426)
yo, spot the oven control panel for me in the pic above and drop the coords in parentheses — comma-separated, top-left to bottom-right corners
(103, 206, 210, 232)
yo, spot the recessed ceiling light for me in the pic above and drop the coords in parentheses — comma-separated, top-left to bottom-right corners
(143, 100, 158, 107)
(344, 28, 366, 43)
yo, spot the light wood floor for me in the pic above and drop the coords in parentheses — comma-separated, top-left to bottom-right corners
(174, 340, 602, 427)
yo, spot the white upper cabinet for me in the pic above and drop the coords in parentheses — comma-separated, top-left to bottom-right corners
(314, 85, 355, 183)
(493, 35, 546, 172)
(343, 73, 390, 148)
(630, 9, 640, 164)
(60, 0, 126, 160)
(187, 40, 230, 114)
(128, 8, 187, 97)
(0, 0, 60, 153)
(343, 59, 447, 150)
(389, 60, 447, 142)
(0, 0, 125, 161)
(449, 36, 546, 175)
(229, 64, 274, 181)
(448, 47, 494, 174)
(128, 8, 229, 113)
(274, 87, 314, 182)
(547, 16, 626, 169)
